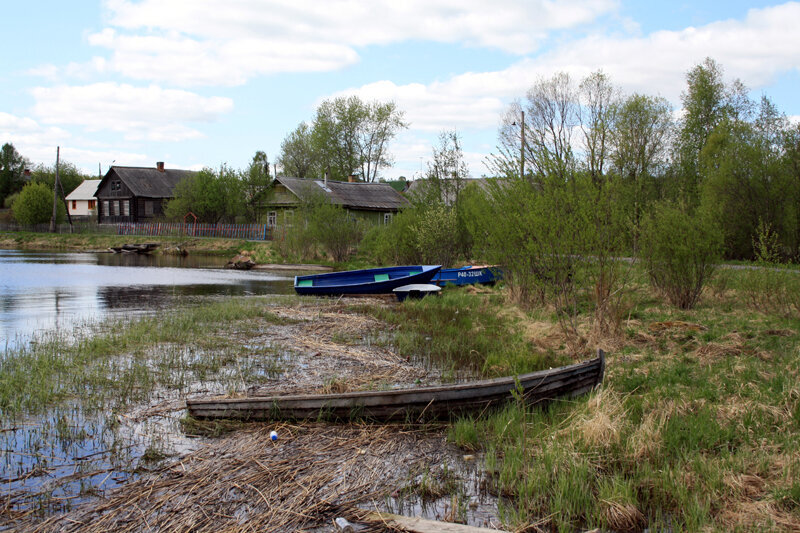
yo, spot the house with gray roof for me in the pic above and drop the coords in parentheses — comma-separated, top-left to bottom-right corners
(65, 179, 101, 219)
(266, 176, 409, 227)
(95, 162, 197, 223)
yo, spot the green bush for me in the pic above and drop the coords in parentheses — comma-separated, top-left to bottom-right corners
(12, 182, 64, 225)
(639, 201, 722, 309)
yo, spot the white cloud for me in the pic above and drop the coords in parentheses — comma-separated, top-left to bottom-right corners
(30, 83, 233, 141)
(79, 0, 617, 86)
(334, 2, 800, 135)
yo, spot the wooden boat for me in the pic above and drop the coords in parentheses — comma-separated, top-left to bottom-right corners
(294, 265, 441, 296)
(109, 243, 160, 254)
(186, 350, 605, 422)
(393, 283, 441, 302)
(431, 265, 503, 287)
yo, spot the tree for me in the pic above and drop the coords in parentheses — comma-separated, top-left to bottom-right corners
(164, 165, 243, 223)
(610, 93, 673, 247)
(30, 161, 89, 198)
(278, 122, 318, 178)
(699, 99, 796, 259)
(241, 151, 271, 222)
(12, 182, 64, 225)
(311, 96, 407, 182)
(672, 58, 751, 201)
(0, 143, 29, 205)
(578, 71, 620, 185)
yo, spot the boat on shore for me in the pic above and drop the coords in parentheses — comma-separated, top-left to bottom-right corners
(294, 265, 441, 296)
(432, 265, 502, 287)
(109, 243, 160, 254)
(186, 350, 605, 422)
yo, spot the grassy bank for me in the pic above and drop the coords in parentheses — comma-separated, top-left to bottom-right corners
(0, 231, 277, 262)
(3, 261, 800, 531)
(421, 269, 800, 532)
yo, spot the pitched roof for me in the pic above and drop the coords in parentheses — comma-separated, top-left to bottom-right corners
(65, 179, 101, 200)
(105, 166, 197, 198)
(275, 176, 409, 210)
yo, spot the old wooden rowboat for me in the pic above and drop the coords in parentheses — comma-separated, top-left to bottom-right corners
(186, 350, 605, 422)
(431, 265, 503, 287)
(294, 265, 441, 296)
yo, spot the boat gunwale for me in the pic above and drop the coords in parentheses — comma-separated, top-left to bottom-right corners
(186, 352, 604, 410)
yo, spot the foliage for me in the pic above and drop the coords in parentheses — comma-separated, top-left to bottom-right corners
(277, 96, 407, 182)
(0, 142, 30, 206)
(240, 151, 271, 222)
(11, 182, 65, 225)
(699, 100, 797, 260)
(358, 207, 422, 265)
(164, 165, 243, 223)
(304, 195, 365, 262)
(412, 203, 459, 267)
(278, 122, 318, 178)
(30, 160, 89, 198)
(639, 201, 722, 309)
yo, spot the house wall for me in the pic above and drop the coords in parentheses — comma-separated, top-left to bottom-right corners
(96, 172, 169, 223)
(68, 199, 97, 217)
(96, 175, 134, 223)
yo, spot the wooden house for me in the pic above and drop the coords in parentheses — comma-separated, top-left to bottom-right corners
(95, 162, 196, 224)
(266, 176, 410, 228)
(64, 179, 100, 219)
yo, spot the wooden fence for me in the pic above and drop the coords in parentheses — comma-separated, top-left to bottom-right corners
(116, 222, 274, 241)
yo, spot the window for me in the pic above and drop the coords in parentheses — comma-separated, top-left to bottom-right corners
(144, 201, 154, 216)
(122, 200, 129, 216)
(102, 201, 109, 217)
(384, 212, 392, 225)
(267, 211, 277, 228)
(284, 210, 294, 226)
(111, 180, 121, 191)
(112, 201, 119, 216)
(88, 200, 96, 210)
(71, 200, 77, 210)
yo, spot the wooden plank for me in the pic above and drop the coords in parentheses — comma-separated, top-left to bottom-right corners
(367, 512, 508, 532)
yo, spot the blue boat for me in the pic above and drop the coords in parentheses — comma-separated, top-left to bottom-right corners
(431, 265, 503, 287)
(294, 265, 442, 296)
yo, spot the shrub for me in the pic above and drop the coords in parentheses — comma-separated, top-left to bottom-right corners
(12, 182, 64, 225)
(639, 201, 722, 309)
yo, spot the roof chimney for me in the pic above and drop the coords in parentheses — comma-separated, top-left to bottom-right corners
(348, 174, 357, 183)
(156, 161, 165, 172)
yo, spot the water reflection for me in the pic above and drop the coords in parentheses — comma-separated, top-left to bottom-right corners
(0, 249, 295, 348)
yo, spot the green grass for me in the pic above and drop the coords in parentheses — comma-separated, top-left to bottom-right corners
(362, 289, 568, 377)
(438, 265, 800, 532)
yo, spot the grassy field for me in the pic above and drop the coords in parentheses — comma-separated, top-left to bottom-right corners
(424, 268, 800, 532)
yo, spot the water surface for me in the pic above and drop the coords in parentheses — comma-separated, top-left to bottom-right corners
(0, 249, 295, 349)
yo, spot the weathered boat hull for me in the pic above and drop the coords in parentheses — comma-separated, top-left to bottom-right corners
(431, 266, 503, 287)
(294, 265, 441, 296)
(186, 350, 605, 422)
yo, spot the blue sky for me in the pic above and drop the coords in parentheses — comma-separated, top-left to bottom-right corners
(1, 0, 798, 180)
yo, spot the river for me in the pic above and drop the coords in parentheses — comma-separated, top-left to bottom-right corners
(0, 249, 297, 349)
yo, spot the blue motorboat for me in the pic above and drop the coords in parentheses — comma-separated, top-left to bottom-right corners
(294, 265, 442, 296)
(431, 265, 503, 287)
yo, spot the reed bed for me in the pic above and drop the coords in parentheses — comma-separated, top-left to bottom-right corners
(17, 423, 453, 532)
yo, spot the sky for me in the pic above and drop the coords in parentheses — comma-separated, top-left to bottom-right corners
(1, 0, 799, 181)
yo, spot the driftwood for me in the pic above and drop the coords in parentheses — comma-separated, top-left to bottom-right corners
(366, 511, 509, 532)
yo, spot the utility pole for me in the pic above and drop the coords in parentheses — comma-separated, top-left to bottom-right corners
(520, 110, 525, 180)
(50, 147, 60, 233)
